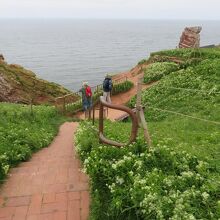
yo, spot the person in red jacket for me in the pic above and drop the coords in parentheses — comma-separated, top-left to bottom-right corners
(79, 82, 92, 117)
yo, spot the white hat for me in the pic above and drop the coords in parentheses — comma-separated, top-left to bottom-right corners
(82, 81, 88, 86)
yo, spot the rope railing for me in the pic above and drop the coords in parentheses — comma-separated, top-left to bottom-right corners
(160, 86, 220, 94)
(146, 105, 220, 125)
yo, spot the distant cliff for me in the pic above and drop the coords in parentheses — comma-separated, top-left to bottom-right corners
(0, 54, 77, 104)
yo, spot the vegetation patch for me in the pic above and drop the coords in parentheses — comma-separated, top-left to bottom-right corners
(112, 80, 133, 95)
(0, 103, 65, 182)
(143, 62, 179, 84)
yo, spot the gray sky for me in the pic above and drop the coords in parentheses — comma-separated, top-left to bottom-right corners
(0, 0, 220, 19)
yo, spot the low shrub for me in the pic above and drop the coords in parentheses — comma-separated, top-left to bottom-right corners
(144, 62, 179, 84)
(112, 80, 133, 95)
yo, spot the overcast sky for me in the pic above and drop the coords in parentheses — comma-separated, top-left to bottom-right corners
(0, 0, 220, 20)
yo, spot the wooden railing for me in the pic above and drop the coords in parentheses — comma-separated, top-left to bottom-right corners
(98, 96, 138, 147)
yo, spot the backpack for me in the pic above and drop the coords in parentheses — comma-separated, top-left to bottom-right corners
(85, 86, 92, 97)
(103, 78, 112, 92)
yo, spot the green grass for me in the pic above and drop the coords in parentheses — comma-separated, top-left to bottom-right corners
(149, 117, 220, 170)
(0, 103, 66, 182)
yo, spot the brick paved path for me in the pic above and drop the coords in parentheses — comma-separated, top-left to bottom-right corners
(0, 122, 89, 220)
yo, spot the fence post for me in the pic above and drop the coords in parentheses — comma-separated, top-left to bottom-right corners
(92, 106, 95, 125)
(96, 85, 99, 93)
(63, 97, 66, 114)
(99, 101, 104, 143)
(136, 77, 152, 148)
(89, 108, 91, 120)
(30, 97, 33, 115)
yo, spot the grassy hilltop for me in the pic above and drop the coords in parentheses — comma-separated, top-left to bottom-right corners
(76, 47, 220, 219)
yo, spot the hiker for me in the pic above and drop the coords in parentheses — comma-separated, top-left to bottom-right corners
(79, 82, 92, 114)
(103, 74, 113, 103)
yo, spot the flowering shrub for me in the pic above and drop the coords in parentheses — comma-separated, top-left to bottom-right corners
(144, 62, 179, 84)
(0, 103, 64, 181)
(75, 122, 219, 219)
(150, 48, 220, 60)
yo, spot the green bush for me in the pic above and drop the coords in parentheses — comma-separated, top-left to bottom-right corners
(0, 103, 65, 181)
(112, 80, 134, 95)
(144, 62, 179, 84)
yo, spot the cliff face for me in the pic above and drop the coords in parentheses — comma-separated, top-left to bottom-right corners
(0, 56, 77, 104)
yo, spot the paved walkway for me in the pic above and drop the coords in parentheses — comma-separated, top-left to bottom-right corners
(0, 122, 89, 220)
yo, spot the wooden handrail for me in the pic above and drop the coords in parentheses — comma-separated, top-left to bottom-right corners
(99, 96, 138, 147)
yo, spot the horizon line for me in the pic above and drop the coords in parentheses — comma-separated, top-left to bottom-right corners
(0, 17, 220, 21)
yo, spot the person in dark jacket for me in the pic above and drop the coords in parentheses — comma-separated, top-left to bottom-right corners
(103, 74, 113, 103)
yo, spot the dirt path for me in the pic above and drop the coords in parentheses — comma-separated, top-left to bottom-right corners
(0, 122, 89, 220)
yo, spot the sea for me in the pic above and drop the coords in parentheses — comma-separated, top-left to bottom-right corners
(0, 19, 220, 92)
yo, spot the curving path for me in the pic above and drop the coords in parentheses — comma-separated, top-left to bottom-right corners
(0, 122, 89, 220)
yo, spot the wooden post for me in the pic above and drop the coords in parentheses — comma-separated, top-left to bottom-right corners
(89, 108, 91, 120)
(92, 106, 95, 125)
(136, 77, 152, 148)
(136, 77, 142, 125)
(96, 85, 99, 93)
(30, 98, 33, 116)
(63, 97, 66, 114)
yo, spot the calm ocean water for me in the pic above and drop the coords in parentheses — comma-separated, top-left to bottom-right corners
(0, 19, 220, 91)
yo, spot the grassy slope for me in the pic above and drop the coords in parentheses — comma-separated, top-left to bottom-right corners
(129, 48, 220, 169)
